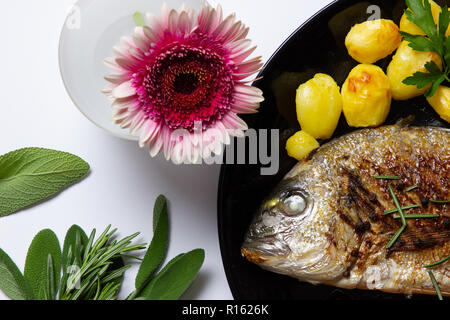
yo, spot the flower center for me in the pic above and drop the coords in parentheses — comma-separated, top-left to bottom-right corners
(133, 43, 235, 132)
(173, 73, 199, 95)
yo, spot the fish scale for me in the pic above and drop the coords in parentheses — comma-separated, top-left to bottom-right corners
(242, 121, 450, 296)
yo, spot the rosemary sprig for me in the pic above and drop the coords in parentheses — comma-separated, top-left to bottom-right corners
(430, 200, 450, 204)
(60, 226, 147, 300)
(393, 213, 439, 219)
(386, 225, 407, 249)
(386, 184, 407, 249)
(384, 204, 420, 215)
(374, 175, 401, 180)
(424, 255, 450, 268)
(427, 270, 443, 300)
(405, 185, 419, 192)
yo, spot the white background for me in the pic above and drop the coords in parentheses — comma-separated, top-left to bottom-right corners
(0, 0, 333, 300)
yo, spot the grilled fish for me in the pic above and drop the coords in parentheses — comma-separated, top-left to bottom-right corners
(242, 122, 450, 296)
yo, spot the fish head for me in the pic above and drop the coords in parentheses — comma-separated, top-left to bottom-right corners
(242, 171, 351, 283)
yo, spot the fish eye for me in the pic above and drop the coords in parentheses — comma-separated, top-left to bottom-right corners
(282, 193, 307, 217)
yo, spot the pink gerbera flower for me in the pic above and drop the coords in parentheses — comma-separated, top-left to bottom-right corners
(103, 3, 264, 164)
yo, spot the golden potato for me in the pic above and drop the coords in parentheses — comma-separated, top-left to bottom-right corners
(296, 74, 343, 140)
(345, 19, 402, 64)
(286, 131, 320, 161)
(387, 41, 443, 100)
(400, 0, 449, 36)
(426, 86, 450, 123)
(342, 64, 391, 128)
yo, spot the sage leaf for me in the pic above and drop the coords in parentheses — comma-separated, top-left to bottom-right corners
(138, 253, 185, 299)
(135, 195, 169, 289)
(0, 148, 90, 217)
(45, 254, 56, 300)
(24, 229, 61, 299)
(0, 248, 33, 300)
(60, 225, 88, 295)
(141, 249, 205, 300)
(62, 225, 88, 269)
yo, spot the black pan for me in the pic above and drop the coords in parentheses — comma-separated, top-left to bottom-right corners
(217, 0, 449, 300)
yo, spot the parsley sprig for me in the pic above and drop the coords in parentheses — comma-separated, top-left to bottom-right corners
(400, 0, 450, 97)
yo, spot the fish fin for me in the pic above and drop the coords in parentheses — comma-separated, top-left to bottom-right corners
(394, 116, 415, 128)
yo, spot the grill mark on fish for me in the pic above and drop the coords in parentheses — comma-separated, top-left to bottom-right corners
(338, 169, 384, 236)
(336, 139, 449, 253)
(355, 221, 371, 235)
(386, 230, 450, 253)
(325, 232, 337, 248)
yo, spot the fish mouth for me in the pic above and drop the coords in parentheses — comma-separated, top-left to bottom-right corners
(241, 237, 291, 264)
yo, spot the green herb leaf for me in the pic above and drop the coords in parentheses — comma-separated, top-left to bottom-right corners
(405, 185, 419, 192)
(386, 184, 407, 249)
(45, 254, 56, 300)
(400, 31, 436, 52)
(405, 0, 439, 41)
(0, 248, 34, 300)
(402, 0, 449, 98)
(24, 229, 61, 300)
(62, 225, 88, 269)
(424, 255, 450, 268)
(59, 226, 145, 301)
(445, 36, 450, 66)
(402, 60, 446, 97)
(427, 270, 443, 300)
(430, 199, 450, 204)
(0, 148, 90, 217)
(374, 175, 401, 180)
(60, 225, 88, 295)
(140, 249, 205, 300)
(438, 6, 449, 40)
(152, 195, 167, 233)
(384, 204, 420, 215)
(393, 213, 439, 219)
(135, 195, 169, 290)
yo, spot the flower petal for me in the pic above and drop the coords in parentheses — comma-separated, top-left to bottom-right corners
(139, 120, 161, 147)
(105, 74, 128, 84)
(234, 84, 263, 97)
(220, 20, 243, 43)
(236, 57, 263, 75)
(115, 57, 141, 72)
(177, 10, 193, 35)
(104, 57, 125, 73)
(133, 27, 151, 52)
(222, 113, 248, 131)
(143, 26, 158, 43)
(130, 112, 147, 134)
(229, 46, 257, 64)
(112, 81, 136, 98)
(231, 102, 260, 114)
(168, 9, 179, 35)
(149, 134, 164, 157)
(212, 13, 236, 39)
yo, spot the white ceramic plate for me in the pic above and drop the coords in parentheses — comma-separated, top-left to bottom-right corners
(59, 0, 205, 140)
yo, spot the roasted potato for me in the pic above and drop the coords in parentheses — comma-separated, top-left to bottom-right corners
(286, 131, 320, 161)
(345, 19, 402, 64)
(296, 74, 343, 139)
(342, 64, 391, 128)
(427, 86, 450, 123)
(400, 0, 449, 37)
(387, 41, 443, 100)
